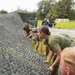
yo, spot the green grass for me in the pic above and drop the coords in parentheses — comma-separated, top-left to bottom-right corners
(37, 20, 42, 26)
(37, 20, 75, 28)
(55, 21, 75, 28)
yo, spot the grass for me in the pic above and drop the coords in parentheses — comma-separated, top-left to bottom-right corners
(37, 20, 42, 27)
(55, 21, 75, 28)
(37, 20, 75, 28)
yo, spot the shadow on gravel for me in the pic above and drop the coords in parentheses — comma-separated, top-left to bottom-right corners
(0, 12, 50, 75)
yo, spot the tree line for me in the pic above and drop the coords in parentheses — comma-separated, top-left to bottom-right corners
(36, 0, 75, 20)
(0, 0, 75, 20)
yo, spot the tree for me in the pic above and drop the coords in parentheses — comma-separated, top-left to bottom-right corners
(69, 9, 75, 20)
(0, 10, 8, 14)
(46, 0, 57, 19)
(36, 0, 75, 19)
(14, 8, 28, 13)
(54, 0, 75, 18)
(36, 0, 56, 19)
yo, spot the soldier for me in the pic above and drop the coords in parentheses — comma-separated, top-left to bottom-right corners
(60, 47, 75, 75)
(28, 27, 43, 53)
(22, 20, 31, 38)
(37, 26, 74, 75)
(42, 18, 48, 26)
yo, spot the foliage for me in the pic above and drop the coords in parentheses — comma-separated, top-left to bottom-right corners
(69, 9, 75, 20)
(0, 9, 8, 14)
(36, 0, 56, 19)
(36, 0, 75, 20)
(54, 0, 75, 18)
(14, 7, 36, 14)
(14, 9, 28, 13)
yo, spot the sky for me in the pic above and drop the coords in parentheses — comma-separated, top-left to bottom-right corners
(0, 0, 75, 12)
(0, 0, 42, 12)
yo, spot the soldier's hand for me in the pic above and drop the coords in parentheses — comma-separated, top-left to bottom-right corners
(48, 65, 54, 71)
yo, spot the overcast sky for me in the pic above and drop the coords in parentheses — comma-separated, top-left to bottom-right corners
(0, 0, 75, 12)
(0, 0, 41, 12)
